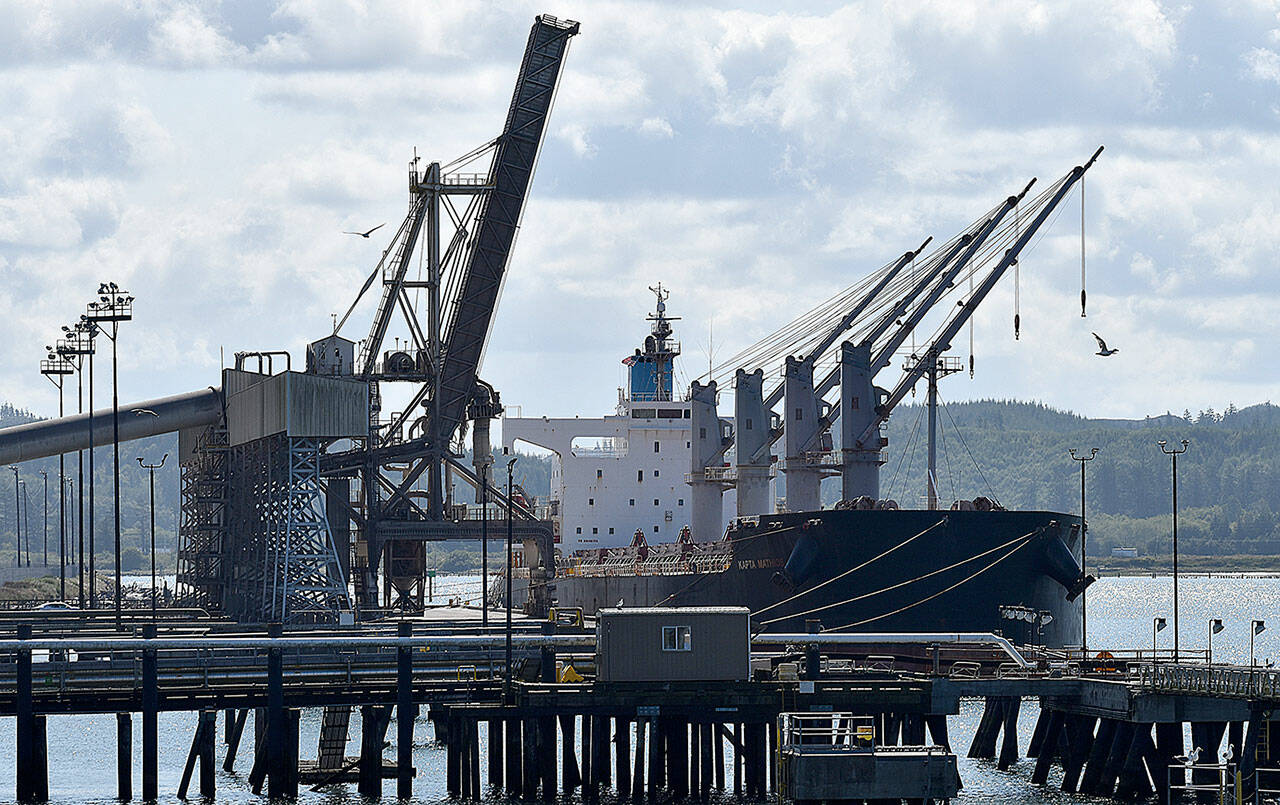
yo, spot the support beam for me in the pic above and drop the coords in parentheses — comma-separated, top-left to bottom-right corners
(397, 621, 414, 799)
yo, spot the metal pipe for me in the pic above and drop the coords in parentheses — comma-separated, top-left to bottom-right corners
(0, 634, 597, 652)
(0, 387, 222, 465)
(755, 632, 1031, 668)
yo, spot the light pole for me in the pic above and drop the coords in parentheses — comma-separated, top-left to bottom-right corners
(57, 322, 94, 608)
(137, 453, 168, 622)
(1251, 620, 1266, 667)
(1153, 617, 1166, 660)
(76, 316, 100, 609)
(37, 471, 47, 567)
(505, 455, 517, 687)
(1208, 618, 1224, 664)
(19, 480, 29, 566)
(1158, 439, 1189, 662)
(8, 466, 18, 567)
(40, 351, 73, 594)
(86, 283, 133, 631)
(1069, 447, 1099, 651)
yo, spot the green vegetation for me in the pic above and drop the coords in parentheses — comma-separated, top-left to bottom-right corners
(862, 399, 1280, 560)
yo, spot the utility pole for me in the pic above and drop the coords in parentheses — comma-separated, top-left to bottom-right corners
(1069, 447, 1098, 651)
(1158, 439, 1189, 663)
(8, 466, 18, 567)
(86, 282, 133, 631)
(38, 471, 47, 567)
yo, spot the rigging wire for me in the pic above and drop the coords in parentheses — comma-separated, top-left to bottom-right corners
(1080, 173, 1087, 318)
(939, 392, 1001, 507)
(822, 533, 1037, 631)
(1014, 200, 1021, 340)
(765, 526, 1041, 626)
(885, 401, 926, 501)
(752, 518, 947, 619)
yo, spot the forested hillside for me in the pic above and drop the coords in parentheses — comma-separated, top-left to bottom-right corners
(871, 400, 1280, 557)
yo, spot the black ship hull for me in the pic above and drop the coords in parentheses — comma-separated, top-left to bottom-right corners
(548, 509, 1086, 648)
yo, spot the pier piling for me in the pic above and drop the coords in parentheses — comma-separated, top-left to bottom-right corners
(616, 717, 632, 798)
(632, 718, 647, 800)
(488, 717, 504, 788)
(1030, 708, 1064, 785)
(141, 624, 158, 801)
(397, 621, 414, 799)
(117, 713, 132, 801)
(16, 624, 36, 803)
(504, 716, 521, 793)
(997, 698, 1020, 770)
(560, 714, 580, 791)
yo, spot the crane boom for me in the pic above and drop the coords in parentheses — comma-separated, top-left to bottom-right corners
(870, 178, 1034, 377)
(435, 16, 579, 440)
(856, 147, 1104, 447)
(761, 238, 931, 409)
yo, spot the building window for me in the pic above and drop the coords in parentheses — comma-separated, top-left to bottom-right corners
(653, 525, 659, 533)
(589, 498, 594, 506)
(576, 527, 582, 534)
(654, 440, 660, 453)
(653, 469, 659, 478)
(638, 469, 644, 483)
(629, 499, 635, 506)
(746, 418, 753, 430)
(592, 527, 598, 534)
(662, 625, 692, 652)
(687, 441, 691, 448)
(678, 498, 684, 506)
(795, 407, 803, 421)
(608, 527, 615, 535)
(597, 468, 603, 479)
(654, 498, 660, 506)
(699, 427, 706, 439)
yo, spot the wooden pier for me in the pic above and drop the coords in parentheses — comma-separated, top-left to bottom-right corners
(4, 619, 1280, 803)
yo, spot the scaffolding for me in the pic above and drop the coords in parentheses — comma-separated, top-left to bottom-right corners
(221, 434, 350, 624)
(175, 425, 229, 612)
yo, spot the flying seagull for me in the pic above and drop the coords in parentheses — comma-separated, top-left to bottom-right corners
(1092, 333, 1119, 357)
(343, 223, 385, 239)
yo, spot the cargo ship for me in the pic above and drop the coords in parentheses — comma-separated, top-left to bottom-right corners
(500, 154, 1100, 647)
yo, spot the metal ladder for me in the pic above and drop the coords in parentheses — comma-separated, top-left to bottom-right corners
(317, 706, 352, 771)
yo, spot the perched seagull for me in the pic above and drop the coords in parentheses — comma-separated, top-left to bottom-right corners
(343, 223, 385, 239)
(1092, 333, 1119, 357)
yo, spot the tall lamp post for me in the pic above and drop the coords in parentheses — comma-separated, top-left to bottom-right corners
(1158, 439, 1189, 662)
(137, 454, 168, 622)
(57, 322, 94, 608)
(37, 471, 47, 567)
(505, 455, 517, 688)
(8, 467, 18, 567)
(86, 282, 133, 630)
(75, 316, 100, 609)
(19, 480, 29, 566)
(1069, 447, 1099, 651)
(40, 351, 73, 596)
(1251, 620, 1266, 667)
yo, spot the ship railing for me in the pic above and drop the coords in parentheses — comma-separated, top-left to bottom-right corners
(441, 171, 491, 187)
(801, 449, 840, 467)
(689, 466, 737, 483)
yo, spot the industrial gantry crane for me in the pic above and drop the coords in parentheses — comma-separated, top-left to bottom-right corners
(318, 15, 580, 614)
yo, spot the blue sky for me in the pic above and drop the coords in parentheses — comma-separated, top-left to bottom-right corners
(1, 0, 1278, 422)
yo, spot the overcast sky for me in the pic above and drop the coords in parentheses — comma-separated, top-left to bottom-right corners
(2, 0, 1278, 424)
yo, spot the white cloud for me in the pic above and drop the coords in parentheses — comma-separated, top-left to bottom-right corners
(1, 1, 1279, 425)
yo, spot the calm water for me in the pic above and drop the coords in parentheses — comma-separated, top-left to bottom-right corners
(0, 574, 1275, 803)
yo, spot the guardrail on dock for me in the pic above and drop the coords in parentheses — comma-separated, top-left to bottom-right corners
(1135, 663, 1280, 700)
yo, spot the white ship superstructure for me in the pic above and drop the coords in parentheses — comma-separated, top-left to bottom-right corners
(502, 286, 732, 553)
